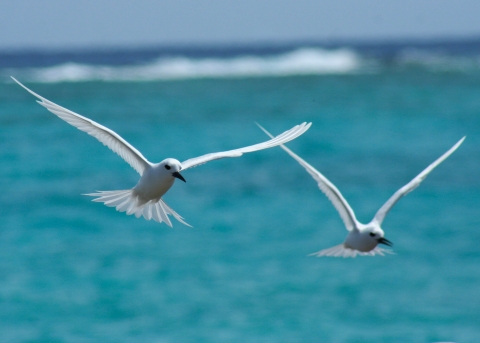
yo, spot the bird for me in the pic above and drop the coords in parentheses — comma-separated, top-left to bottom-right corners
(12, 77, 311, 227)
(257, 123, 465, 257)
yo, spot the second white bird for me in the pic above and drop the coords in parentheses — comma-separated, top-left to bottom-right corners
(258, 123, 465, 258)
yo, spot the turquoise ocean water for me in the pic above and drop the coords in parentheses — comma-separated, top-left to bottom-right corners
(0, 41, 479, 342)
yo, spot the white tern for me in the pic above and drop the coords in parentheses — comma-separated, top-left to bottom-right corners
(258, 123, 464, 257)
(13, 77, 311, 227)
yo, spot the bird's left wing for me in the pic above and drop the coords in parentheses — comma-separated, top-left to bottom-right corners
(12, 77, 151, 175)
(180, 122, 311, 170)
(373, 136, 465, 225)
(257, 123, 359, 232)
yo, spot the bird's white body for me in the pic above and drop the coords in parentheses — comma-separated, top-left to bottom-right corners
(133, 159, 181, 202)
(13, 77, 311, 227)
(315, 223, 392, 258)
(344, 224, 382, 252)
(90, 159, 189, 227)
(258, 123, 465, 258)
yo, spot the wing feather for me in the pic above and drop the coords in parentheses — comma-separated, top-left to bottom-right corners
(180, 122, 311, 170)
(257, 123, 359, 231)
(373, 136, 465, 225)
(12, 77, 150, 175)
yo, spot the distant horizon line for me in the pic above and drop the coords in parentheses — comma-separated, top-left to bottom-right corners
(1, 34, 480, 54)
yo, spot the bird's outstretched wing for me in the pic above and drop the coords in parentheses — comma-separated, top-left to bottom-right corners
(12, 77, 151, 175)
(257, 123, 359, 232)
(180, 122, 312, 171)
(373, 136, 465, 226)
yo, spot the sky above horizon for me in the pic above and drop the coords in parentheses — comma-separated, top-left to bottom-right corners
(1, 0, 480, 50)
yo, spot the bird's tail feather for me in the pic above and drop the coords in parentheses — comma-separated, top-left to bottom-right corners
(84, 190, 192, 227)
(309, 244, 393, 258)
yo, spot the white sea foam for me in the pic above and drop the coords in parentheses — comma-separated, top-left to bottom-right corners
(18, 48, 362, 83)
(4, 46, 480, 83)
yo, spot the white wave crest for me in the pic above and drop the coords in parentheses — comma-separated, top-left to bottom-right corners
(22, 48, 362, 83)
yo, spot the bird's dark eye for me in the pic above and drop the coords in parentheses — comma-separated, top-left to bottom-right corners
(165, 165, 171, 170)
(369, 232, 375, 237)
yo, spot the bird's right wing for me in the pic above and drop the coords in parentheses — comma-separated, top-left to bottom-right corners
(373, 136, 465, 225)
(257, 124, 359, 232)
(12, 77, 151, 175)
(180, 122, 311, 170)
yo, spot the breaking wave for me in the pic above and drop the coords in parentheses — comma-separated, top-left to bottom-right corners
(4, 43, 480, 83)
(6, 48, 363, 83)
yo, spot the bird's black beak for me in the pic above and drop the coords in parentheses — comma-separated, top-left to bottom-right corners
(172, 171, 186, 183)
(377, 237, 393, 247)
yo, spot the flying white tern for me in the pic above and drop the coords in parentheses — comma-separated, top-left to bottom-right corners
(258, 123, 464, 257)
(13, 77, 311, 227)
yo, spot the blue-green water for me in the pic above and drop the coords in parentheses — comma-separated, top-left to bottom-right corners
(0, 44, 479, 342)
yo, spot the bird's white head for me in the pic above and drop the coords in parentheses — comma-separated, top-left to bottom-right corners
(160, 158, 186, 182)
(363, 227, 392, 249)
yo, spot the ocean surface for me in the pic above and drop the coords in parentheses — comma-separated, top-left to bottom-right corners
(0, 39, 479, 342)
